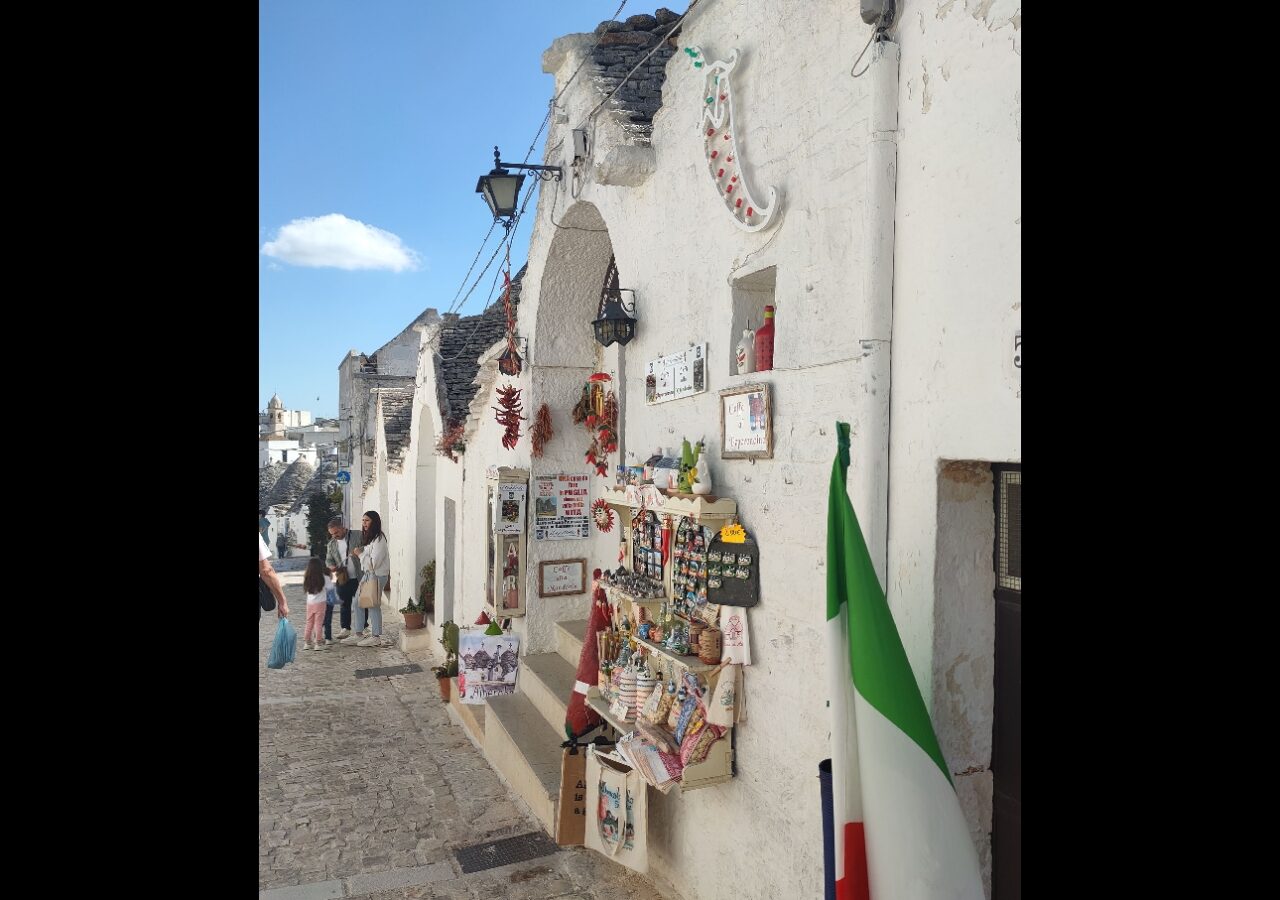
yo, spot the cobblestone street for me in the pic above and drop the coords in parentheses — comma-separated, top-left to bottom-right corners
(259, 564, 671, 900)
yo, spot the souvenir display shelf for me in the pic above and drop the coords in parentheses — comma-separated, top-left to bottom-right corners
(604, 486, 738, 624)
(635, 634, 717, 673)
(604, 485, 737, 522)
(585, 682, 735, 791)
(593, 486, 742, 793)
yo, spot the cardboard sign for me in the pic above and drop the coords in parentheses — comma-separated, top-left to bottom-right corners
(555, 746, 589, 846)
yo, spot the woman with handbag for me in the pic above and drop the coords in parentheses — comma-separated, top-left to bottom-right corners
(347, 510, 391, 648)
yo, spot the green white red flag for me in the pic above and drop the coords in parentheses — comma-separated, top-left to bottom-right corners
(826, 422, 984, 900)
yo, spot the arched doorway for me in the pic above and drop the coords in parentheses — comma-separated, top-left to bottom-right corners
(533, 202, 615, 369)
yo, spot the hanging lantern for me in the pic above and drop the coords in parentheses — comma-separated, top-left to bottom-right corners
(592, 258, 637, 347)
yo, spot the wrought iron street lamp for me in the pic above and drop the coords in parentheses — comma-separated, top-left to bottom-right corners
(475, 146, 562, 228)
(593, 288, 637, 347)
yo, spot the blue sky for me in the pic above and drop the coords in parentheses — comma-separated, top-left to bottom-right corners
(260, 1, 638, 419)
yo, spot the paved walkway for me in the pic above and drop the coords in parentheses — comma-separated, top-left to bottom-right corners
(259, 568, 671, 900)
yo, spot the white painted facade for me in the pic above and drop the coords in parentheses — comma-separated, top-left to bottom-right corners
(258, 438, 317, 468)
(337, 4, 1019, 898)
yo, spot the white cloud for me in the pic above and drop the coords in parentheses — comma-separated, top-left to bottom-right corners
(261, 213, 420, 272)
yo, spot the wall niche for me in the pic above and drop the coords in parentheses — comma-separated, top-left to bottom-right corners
(728, 266, 776, 377)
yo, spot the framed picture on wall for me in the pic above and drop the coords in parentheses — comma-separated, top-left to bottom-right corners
(538, 558, 588, 598)
(719, 384, 773, 459)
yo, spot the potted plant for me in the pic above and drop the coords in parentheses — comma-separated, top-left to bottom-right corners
(418, 560, 436, 615)
(399, 595, 426, 631)
(432, 620, 459, 702)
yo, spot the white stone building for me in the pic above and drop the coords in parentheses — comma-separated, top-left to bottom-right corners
(342, 3, 1019, 898)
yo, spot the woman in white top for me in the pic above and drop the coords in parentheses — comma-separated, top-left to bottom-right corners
(347, 510, 391, 647)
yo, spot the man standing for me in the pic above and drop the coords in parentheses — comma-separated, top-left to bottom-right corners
(276, 525, 288, 560)
(324, 516, 363, 641)
(260, 533, 289, 621)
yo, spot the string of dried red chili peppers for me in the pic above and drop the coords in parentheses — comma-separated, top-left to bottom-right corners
(493, 384, 525, 450)
(530, 403, 553, 459)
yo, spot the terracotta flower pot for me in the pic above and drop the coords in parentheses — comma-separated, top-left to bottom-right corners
(402, 611, 426, 631)
(437, 676, 452, 703)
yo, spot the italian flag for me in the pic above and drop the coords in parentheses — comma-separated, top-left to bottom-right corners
(826, 422, 984, 900)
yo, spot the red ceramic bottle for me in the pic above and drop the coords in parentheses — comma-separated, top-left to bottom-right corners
(754, 305, 776, 372)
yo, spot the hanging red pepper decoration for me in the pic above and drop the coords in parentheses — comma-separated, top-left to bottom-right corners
(496, 261, 522, 376)
(530, 403, 553, 459)
(493, 383, 525, 450)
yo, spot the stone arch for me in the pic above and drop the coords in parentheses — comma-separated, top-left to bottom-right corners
(532, 201, 615, 368)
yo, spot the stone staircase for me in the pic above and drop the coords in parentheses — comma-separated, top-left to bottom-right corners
(474, 619, 588, 834)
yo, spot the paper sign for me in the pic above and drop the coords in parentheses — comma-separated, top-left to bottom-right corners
(720, 523, 747, 544)
(610, 698, 631, 722)
(494, 484, 526, 535)
(534, 474, 591, 541)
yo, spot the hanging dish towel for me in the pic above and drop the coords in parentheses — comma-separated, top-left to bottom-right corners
(706, 663, 739, 729)
(718, 606, 753, 666)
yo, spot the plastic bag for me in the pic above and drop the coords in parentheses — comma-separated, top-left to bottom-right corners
(267, 617, 297, 669)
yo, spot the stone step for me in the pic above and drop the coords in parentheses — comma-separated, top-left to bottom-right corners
(521, 652, 577, 736)
(556, 619, 588, 668)
(449, 677, 485, 743)
(482, 693, 564, 834)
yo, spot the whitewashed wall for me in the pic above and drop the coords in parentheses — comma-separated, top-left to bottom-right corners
(509, 4, 893, 897)
(889, 4, 1021, 895)
(375, 3, 1022, 898)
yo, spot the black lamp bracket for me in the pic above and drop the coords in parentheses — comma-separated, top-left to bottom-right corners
(492, 146, 562, 182)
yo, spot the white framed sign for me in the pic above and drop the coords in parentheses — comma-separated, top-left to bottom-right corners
(720, 383, 773, 459)
(644, 343, 707, 405)
(538, 558, 587, 598)
(533, 474, 591, 541)
(493, 483, 526, 535)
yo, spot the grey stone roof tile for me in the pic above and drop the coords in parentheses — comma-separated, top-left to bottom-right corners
(588, 11, 678, 142)
(436, 265, 525, 427)
(380, 387, 417, 472)
(268, 458, 315, 509)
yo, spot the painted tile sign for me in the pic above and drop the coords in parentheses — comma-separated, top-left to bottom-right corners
(534, 474, 591, 541)
(645, 343, 707, 405)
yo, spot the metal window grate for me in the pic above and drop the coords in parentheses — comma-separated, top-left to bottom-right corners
(454, 832, 559, 874)
(996, 467, 1021, 591)
(353, 663, 423, 679)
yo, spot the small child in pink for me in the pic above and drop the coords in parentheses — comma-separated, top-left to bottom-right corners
(302, 558, 328, 651)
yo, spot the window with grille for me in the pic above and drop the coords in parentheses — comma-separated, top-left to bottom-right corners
(995, 466, 1021, 592)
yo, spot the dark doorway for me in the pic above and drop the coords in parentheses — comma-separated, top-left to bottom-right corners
(992, 465, 1020, 900)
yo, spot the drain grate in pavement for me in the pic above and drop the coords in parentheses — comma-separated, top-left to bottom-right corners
(354, 663, 423, 679)
(454, 832, 560, 874)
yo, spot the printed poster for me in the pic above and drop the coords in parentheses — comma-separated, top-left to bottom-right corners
(458, 630, 521, 705)
(494, 483, 526, 535)
(534, 474, 591, 541)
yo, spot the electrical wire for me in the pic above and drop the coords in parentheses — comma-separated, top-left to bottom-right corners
(442, 177, 540, 362)
(443, 219, 498, 315)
